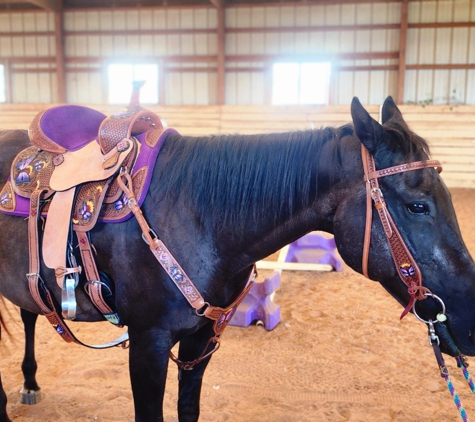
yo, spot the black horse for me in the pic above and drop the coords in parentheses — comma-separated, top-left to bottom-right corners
(0, 97, 474, 422)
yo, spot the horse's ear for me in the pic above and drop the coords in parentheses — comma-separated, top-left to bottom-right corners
(381, 96, 403, 124)
(350, 97, 384, 155)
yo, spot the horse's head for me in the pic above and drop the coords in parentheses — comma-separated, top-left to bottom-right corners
(332, 96, 475, 357)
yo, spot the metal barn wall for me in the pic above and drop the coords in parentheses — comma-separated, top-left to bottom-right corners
(405, 1, 475, 105)
(0, 1, 473, 105)
(0, 12, 56, 102)
(225, 3, 402, 105)
(65, 8, 218, 104)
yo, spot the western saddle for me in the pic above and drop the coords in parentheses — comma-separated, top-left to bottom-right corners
(0, 83, 168, 347)
(1, 85, 255, 363)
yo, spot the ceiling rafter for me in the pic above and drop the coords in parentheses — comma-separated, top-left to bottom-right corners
(0, 0, 58, 11)
(29, 0, 57, 10)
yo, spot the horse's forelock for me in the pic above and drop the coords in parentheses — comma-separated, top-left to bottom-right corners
(383, 117, 431, 160)
(381, 117, 433, 188)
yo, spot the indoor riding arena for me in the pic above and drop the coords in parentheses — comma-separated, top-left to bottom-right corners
(0, 0, 474, 421)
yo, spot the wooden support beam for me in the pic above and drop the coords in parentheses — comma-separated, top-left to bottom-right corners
(66, 28, 215, 36)
(4, 59, 11, 103)
(406, 64, 475, 70)
(0, 0, 59, 11)
(227, 23, 400, 33)
(215, 0, 225, 105)
(397, 0, 409, 105)
(54, 0, 66, 103)
(256, 261, 333, 272)
(233, 0, 398, 7)
(28, 0, 57, 11)
(159, 58, 165, 105)
(409, 22, 475, 29)
(227, 52, 399, 62)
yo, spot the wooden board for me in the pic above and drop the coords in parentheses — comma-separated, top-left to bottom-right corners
(0, 103, 473, 189)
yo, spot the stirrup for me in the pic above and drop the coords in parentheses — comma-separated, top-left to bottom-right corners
(60, 252, 80, 320)
(61, 277, 77, 320)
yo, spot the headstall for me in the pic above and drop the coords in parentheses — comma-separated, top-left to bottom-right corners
(361, 145, 475, 421)
(360, 144, 442, 318)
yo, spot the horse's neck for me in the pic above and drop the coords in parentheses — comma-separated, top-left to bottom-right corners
(152, 131, 346, 265)
(243, 162, 340, 263)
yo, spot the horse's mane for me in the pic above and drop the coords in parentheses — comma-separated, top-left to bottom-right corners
(157, 114, 431, 233)
(159, 125, 353, 233)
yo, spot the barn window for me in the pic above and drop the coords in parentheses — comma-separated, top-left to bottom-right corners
(0, 65, 6, 103)
(272, 62, 331, 105)
(108, 63, 158, 105)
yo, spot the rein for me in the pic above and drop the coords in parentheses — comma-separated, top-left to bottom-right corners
(361, 145, 475, 420)
(413, 294, 475, 422)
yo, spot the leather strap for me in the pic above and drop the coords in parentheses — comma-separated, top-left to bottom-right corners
(117, 170, 209, 310)
(365, 160, 442, 181)
(116, 168, 256, 369)
(28, 189, 78, 343)
(26, 189, 129, 348)
(361, 145, 442, 318)
(75, 230, 118, 318)
(42, 187, 78, 288)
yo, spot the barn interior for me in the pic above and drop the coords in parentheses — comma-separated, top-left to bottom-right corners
(0, 1, 473, 421)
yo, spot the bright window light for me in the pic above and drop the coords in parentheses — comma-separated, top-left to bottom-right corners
(0, 65, 6, 103)
(108, 63, 158, 104)
(272, 62, 331, 105)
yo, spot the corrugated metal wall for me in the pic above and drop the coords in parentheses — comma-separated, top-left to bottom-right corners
(225, 3, 402, 105)
(0, 12, 56, 102)
(406, 1, 475, 105)
(64, 8, 218, 104)
(0, 1, 473, 105)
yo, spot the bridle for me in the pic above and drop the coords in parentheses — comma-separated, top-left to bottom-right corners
(361, 145, 475, 420)
(360, 144, 442, 318)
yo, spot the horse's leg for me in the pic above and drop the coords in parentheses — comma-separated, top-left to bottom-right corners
(0, 374, 11, 422)
(176, 323, 215, 422)
(19, 309, 42, 405)
(128, 327, 171, 422)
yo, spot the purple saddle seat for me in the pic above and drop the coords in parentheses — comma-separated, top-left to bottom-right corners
(40, 105, 107, 152)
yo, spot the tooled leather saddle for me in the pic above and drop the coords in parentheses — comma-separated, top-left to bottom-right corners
(1, 87, 256, 361)
(0, 84, 177, 346)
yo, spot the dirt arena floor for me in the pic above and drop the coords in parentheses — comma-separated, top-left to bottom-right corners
(1, 187, 475, 421)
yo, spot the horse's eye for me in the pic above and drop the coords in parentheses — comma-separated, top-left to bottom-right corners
(407, 202, 429, 215)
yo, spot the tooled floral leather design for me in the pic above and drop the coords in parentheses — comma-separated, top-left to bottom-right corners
(10, 146, 55, 198)
(0, 181, 15, 213)
(100, 167, 147, 221)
